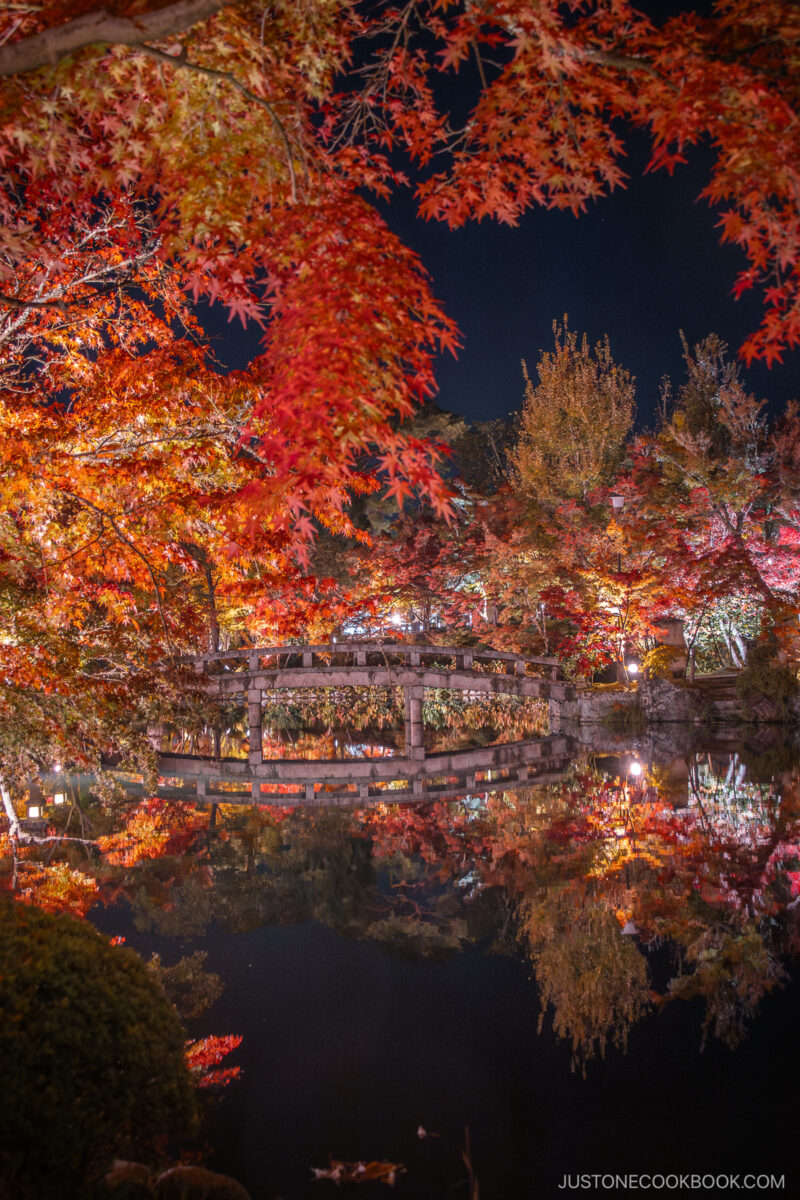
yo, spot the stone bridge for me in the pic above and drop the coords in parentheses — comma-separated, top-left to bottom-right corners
(191, 641, 575, 764)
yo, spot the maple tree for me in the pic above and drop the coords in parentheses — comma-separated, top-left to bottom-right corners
(1, 0, 799, 368)
(614, 334, 800, 667)
(0, 1, 460, 775)
(477, 324, 650, 671)
(469, 321, 800, 675)
(0, 0, 799, 771)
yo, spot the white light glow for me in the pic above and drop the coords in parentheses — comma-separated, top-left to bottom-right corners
(53, 793, 66, 805)
(627, 661, 639, 675)
(629, 761, 643, 777)
(27, 805, 41, 819)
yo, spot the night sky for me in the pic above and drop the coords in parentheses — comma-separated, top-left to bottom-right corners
(205, 1, 799, 434)
(377, 130, 800, 430)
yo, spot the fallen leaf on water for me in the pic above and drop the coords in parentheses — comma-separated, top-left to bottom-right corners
(311, 1159, 407, 1186)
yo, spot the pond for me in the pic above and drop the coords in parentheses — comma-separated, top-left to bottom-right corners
(3, 720, 799, 1198)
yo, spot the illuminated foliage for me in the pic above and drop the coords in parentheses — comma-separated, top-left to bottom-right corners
(512, 321, 635, 508)
(0, 2, 798, 742)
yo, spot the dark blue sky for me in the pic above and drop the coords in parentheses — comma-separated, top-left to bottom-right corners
(379, 130, 798, 429)
(211, 139, 798, 432)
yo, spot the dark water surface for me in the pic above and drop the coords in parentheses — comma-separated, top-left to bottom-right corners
(83, 746, 798, 1199)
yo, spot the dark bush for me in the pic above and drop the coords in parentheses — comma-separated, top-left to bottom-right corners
(0, 899, 197, 1199)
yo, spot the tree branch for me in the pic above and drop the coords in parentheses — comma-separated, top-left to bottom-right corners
(0, 290, 68, 312)
(0, 0, 225, 77)
(135, 41, 299, 202)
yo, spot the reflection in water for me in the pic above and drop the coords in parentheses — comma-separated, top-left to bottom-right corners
(6, 748, 799, 1060)
(2, 737, 800, 1192)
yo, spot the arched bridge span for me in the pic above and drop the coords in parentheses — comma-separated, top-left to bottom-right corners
(191, 641, 575, 765)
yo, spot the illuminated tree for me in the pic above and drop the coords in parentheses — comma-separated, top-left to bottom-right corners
(511, 321, 636, 509)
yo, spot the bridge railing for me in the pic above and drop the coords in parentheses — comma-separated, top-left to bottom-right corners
(191, 641, 562, 681)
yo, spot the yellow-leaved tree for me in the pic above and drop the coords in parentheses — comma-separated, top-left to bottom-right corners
(512, 321, 636, 509)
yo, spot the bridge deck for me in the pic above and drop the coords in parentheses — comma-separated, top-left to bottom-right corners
(194, 641, 562, 676)
(209, 665, 569, 701)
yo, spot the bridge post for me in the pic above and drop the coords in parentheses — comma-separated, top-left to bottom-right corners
(248, 687, 262, 765)
(146, 722, 165, 750)
(403, 685, 425, 760)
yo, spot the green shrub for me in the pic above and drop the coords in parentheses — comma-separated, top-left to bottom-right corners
(641, 644, 683, 680)
(0, 899, 197, 1199)
(735, 645, 798, 720)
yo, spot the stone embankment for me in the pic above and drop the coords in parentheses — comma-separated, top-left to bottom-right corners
(549, 672, 798, 729)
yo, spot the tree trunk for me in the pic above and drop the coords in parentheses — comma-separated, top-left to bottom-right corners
(0, 780, 23, 842)
(203, 560, 220, 653)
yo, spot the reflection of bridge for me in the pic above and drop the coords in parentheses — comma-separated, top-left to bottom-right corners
(136, 732, 575, 807)
(192, 642, 575, 763)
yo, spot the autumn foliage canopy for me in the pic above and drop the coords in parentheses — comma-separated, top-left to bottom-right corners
(1, 1, 800, 756)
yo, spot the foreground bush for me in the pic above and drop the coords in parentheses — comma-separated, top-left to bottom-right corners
(0, 899, 197, 1198)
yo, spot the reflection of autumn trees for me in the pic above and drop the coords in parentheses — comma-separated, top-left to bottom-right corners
(147, 689, 548, 765)
(364, 767, 800, 1068)
(530, 903, 650, 1072)
(2, 758, 799, 1072)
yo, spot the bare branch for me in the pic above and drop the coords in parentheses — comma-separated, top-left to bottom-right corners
(0, 290, 68, 312)
(0, 0, 225, 76)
